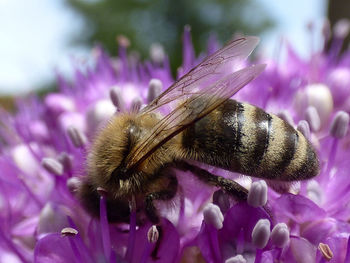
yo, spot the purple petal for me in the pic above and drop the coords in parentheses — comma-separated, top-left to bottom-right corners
(300, 217, 338, 245)
(197, 221, 222, 263)
(272, 194, 326, 224)
(283, 236, 316, 263)
(219, 202, 271, 245)
(316, 235, 348, 263)
(34, 233, 76, 263)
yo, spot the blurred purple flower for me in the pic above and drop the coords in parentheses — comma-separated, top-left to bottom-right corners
(1, 23, 350, 262)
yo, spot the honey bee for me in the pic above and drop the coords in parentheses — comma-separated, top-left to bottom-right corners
(78, 36, 319, 225)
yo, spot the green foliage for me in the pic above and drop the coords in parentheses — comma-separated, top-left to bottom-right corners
(65, 0, 273, 71)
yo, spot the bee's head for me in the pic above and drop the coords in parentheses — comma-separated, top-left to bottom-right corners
(87, 113, 141, 195)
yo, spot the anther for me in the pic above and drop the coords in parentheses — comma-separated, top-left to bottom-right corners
(305, 106, 321, 132)
(67, 126, 87, 148)
(150, 43, 165, 64)
(330, 111, 349, 139)
(41, 158, 64, 176)
(318, 242, 333, 261)
(117, 35, 130, 48)
(61, 227, 78, 237)
(251, 219, 271, 249)
(247, 180, 268, 207)
(278, 111, 294, 126)
(66, 177, 81, 194)
(225, 254, 247, 263)
(147, 225, 159, 243)
(213, 189, 230, 214)
(109, 85, 124, 110)
(297, 120, 311, 140)
(203, 203, 224, 230)
(271, 223, 290, 248)
(131, 97, 142, 113)
(57, 152, 73, 172)
(147, 79, 163, 103)
(97, 187, 108, 197)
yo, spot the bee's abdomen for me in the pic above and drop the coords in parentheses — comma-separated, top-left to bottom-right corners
(182, 99, 319, 181)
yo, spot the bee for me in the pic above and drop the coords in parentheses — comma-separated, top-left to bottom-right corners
(78, 36, 319, 225)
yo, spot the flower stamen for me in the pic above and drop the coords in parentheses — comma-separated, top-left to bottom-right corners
(99, 194, 111, 261)
(252, 219, 270, 249)
(140, 225, 160, 263)
(67, 126, 87, 148)
(147, 79, 163, 103)
(271, 223, 290, 248)
(318, 242, 333, 261)
(225, 254, 247, 263)
(125, 196, 137, 262)
(41, 157, 64, 176)
(247, 180, 268, 208)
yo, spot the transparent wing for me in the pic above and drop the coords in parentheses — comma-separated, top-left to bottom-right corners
(127, 64, 266, 170)
(141, 36, 260, 114)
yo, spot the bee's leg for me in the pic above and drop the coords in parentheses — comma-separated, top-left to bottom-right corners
(177, 161, 248, 201)
(144, 172, 178, 259)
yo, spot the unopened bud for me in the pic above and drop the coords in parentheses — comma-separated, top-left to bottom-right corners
(271, 223, 290, 248)
(252, 219, 271, 249)
(203, 203, 224, 229)
(330, 111, 349, 139)
(247, 180, 268, 207)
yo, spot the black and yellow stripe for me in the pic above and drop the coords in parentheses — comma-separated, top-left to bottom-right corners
(181, 99, 319, 181)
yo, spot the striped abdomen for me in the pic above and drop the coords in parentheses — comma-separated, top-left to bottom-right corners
(181, 99, 319, 181)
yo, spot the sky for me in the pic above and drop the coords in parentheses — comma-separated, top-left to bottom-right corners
(0, 0, 327, 95)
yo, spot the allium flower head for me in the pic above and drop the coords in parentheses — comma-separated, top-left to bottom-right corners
(1, 24, 350, 263)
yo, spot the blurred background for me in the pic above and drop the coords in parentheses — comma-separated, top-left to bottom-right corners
(0, 0, 343, 107)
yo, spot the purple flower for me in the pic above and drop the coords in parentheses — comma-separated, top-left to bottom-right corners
(1, 23, 350, 262)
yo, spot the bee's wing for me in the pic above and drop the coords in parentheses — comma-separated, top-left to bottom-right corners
(141, 36, 260, 114)
(127, 63, 266, 170)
